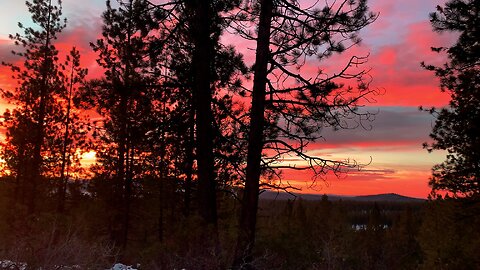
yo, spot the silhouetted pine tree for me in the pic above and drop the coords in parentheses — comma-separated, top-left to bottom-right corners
(0, 0, 70, 214)
(422, 0, 480, 197)
(56, 47, 89, 214)
(231, 0, 378, 267)
(150, 0, 248, 235)
(83, 0, 159, 250)
(183, 0, 219, 233)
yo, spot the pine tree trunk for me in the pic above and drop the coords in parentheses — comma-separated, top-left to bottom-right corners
(183, 105, 195, 217)
(57, 63, 75, 214)
(122, 138, 133, 251)
(29, 0, 54, 214)
(158, 175, 164, 242)
(233, 0, 273, 267)
(121, 0, 135, 251)
(114, 95, 128, 247)
(15, 145, 26, 206)
(187, 0, 218, 231)
(158, 94, 167, 242)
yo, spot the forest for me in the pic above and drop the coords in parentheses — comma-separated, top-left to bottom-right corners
(0, 0, 479, 269)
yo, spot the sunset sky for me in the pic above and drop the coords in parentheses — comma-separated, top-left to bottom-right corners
(0, 0, 456, 198)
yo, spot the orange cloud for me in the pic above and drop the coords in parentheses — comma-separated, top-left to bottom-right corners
(278, 166, 432, 198)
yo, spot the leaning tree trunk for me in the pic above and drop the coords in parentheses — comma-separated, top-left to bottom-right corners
(233, 0, 273, 268)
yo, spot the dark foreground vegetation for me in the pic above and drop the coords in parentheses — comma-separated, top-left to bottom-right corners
(0, 179, 479, 269)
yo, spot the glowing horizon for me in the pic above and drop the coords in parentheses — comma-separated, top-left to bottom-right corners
(0, 0, 455, 198)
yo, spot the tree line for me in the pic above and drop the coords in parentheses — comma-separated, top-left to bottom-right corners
(0, 0, 377, 267)
(0, 0, 478, 268)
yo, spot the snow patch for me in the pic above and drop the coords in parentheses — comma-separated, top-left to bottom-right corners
(0, 261, 136, 270)
(107, 263, 138, 270)
(0, 260, 27, 270)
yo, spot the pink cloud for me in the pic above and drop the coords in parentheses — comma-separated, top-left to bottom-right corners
(366, 21, 455, 107)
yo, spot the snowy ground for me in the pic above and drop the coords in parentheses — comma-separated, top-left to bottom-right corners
(0, 261, 137, 270)
(109, 263, 138, 270)
(0, 260, 27, 270)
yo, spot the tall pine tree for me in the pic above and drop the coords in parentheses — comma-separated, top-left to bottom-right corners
(422, 0, 480, 197)
(231, 0, 377, 266)
(0, 0, 68, 214)
(84, 0, 160, 250)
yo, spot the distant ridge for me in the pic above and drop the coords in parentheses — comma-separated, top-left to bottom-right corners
(351, 193, 426, 202)
(260, 191, 426, 202)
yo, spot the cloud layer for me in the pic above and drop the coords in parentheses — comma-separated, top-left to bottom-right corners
(0, 0, 455, 198)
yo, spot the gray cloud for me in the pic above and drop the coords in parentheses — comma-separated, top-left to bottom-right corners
(317, 106, 435, 147)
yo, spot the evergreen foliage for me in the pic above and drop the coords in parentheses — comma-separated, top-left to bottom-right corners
(422, 0, 480, 197)
(0, 0, 87, 214)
